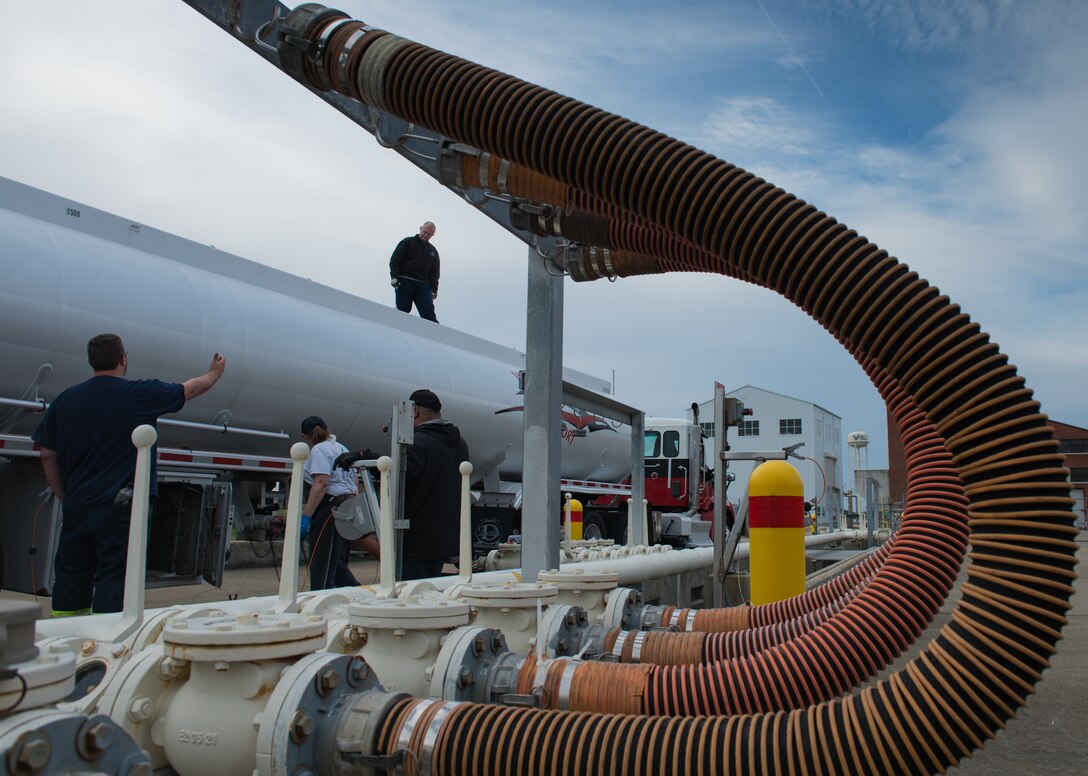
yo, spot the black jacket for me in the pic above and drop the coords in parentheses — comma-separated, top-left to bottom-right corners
(404, 420, 469, 560)
(389, 235, 440, 293)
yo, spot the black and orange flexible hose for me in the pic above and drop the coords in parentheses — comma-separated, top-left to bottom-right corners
(278, 6, 1078, 773)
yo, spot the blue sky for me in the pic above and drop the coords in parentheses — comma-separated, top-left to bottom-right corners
(2, 0, 1085, 485)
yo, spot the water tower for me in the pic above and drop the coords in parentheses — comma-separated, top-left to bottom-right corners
(847, 430, 870, 472)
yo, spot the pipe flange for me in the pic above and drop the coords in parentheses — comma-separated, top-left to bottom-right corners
(96, 644, 191, 770)
(601, 587, 642, 630)
(0, 710, 148, 775)
(459, 581, 559, 608)
(537, 568, 619, 591)
(162, 612, 326, 663)
(255, 652, 379, 776)
(0, 643, 75, 714)
(41, 636, 128, 715)
(348, 598, 470, 631)
(428, 626, 509, 703)
(539, 604, 590, 658)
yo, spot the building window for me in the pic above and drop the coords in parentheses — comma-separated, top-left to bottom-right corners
(738, 420, 760, 437)
(780, 418, 803, 435)
(700, 422, 715, 437)
(1059, 439, 1088, 454)
(1070, 468, 1088, 483)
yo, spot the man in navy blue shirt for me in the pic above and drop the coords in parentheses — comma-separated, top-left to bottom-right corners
(389, 221, 441, 322)
(33, 333, 226, 615)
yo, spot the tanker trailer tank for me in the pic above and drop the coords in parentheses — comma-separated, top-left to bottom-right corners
(0, 175, 631, 483)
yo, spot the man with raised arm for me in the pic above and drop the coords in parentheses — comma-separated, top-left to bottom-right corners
(33, 333, 226, 616)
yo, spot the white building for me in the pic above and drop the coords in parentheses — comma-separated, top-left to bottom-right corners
(697, 385, 844, 528)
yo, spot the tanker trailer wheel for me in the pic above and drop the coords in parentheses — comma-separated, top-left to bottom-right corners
(582, 512, 607, 540)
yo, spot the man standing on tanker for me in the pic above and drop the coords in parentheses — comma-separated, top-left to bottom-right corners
(33, 333, 226, 616)
(402, 389, 468, 580)
(389, 221, 440, 322)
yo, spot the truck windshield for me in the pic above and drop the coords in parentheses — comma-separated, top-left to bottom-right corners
(644, 431, 661, 457)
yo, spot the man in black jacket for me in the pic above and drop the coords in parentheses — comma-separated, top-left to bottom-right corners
(389, 222, 440, 322)
(401, 388, 469, 580)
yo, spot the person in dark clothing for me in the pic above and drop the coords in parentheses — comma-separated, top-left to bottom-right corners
(389, 222, 440, 322)
(401, 389, 469, 580)
(33, 333, 226, 615)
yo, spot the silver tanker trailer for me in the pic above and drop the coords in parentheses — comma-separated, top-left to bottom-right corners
(0, 175, 638, 594)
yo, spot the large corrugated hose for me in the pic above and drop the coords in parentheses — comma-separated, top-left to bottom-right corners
(277, 5, 1078, 773)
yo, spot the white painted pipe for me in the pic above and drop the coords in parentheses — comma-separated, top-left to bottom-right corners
(376, 456, 395, 595)
(110, 424, 157, 643)
(459, 461, 474, 584)
(34, 531, 868, 639)
(272, 442, 311, 614)
(426, 530, 865, 589)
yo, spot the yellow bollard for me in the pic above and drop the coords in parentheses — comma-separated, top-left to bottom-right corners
(748, 460, 805, 604)
(565, 498, 584, 541)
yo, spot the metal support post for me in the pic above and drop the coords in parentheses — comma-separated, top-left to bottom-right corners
(711, 383, 727, 607)
(390, 400, 414, 581)
(521, 244, 564, 581)
(628, 411, 646, 545)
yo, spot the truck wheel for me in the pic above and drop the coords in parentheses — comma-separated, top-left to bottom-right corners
(582, 512, 607, 540)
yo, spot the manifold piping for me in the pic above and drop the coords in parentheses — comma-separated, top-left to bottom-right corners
(280, 6, 1078, 773)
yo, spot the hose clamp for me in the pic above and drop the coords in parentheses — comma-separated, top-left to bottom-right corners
(668, 610, 682, 629)
(601, 247, 616, 279)
(497, 159, 510, 193)
(611, 630, 629, 659)
(479, 152, 491, 189)
(313, 17, 353, 65)
(396, 698, 437, 756)
(420, 701, 456, 776)
(630, 630, 647, 663)
(337, 26, 370, 91)
(556, 659, 578, 710)
(685, 610, 698, 632)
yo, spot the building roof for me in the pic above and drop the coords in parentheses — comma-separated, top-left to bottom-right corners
(719, 384, 841, 420)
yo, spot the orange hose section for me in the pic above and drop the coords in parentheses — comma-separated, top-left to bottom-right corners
(461, 153, 568, 206)
(516, 655, 652, 714)
(691, 605, 750, 633)
(457, 151, 749, 282)
(293, 9, 1079, 773)
(637, 631, 707, 666)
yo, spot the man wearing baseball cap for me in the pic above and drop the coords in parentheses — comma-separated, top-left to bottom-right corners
(401, 389, 469, 579)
